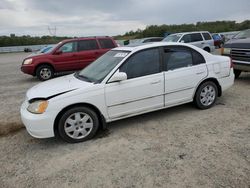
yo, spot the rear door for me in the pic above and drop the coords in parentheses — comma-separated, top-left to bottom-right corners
(189, 33, 204, 48)
(163, 46, 208, 106)
(77, 39, 101, 69)
(52, 41, 78, 71)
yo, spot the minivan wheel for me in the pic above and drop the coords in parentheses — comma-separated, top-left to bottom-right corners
(194, 81, 218, 109)
(36, 65, 54, 81)
(58, 106, 99, 143)
(203, 47, 210, 53)
(233, 69, 241, 79)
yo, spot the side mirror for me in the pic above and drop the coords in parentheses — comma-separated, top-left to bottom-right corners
(108, 71, 127, 83)
(55, 50, 62, 55)
(180, 40, 185, 43)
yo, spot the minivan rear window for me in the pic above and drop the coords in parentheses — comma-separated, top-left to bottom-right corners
(98, 39, 116, 49)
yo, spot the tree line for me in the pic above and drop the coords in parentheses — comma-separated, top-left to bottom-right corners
(0, 20, 249, 46)
(0, 35, 70, 47)
(115, 20, 250, 39)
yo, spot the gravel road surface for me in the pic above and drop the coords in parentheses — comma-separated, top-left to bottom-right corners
(0, 52, 249, 188)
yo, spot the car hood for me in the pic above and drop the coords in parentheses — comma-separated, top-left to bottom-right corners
(224, 38, 250, 48)
(26, 74, 93, 100)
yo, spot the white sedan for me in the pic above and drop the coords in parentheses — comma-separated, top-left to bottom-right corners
(20, 42, 234, 143)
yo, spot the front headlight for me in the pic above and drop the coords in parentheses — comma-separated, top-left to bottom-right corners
(27, 100, 48, 114)
(23, 58, 33, 65)
(221, 48, 231, 55)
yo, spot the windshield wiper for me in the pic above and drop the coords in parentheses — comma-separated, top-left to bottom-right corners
(75, 72, 93, 82)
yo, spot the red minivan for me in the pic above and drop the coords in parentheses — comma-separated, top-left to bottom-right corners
(21, 36, 118, 81)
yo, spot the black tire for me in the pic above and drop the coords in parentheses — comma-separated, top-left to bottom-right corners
(203, 47, 210, 53)
(58, 106, 99, 143)
(233, 69, 241, 79)
(194, 81, 218, 110)
(36, 65, 54, 81)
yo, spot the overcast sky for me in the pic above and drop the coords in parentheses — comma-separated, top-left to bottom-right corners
(0, 0, 250, 37)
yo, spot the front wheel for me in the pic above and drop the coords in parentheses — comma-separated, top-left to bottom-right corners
(58, 106, 99, 143)
(36, 65, 54, 81)
(194, 81, 218, 110)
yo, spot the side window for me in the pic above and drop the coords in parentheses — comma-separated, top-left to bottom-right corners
(98, 39, 115, 49)
(192, 50, 206, 65)
(202, 33, 212, 40)
(59, 42, 77, 53)
(190, 33, 203, 42)
(164, 47, 193, 71)
(78, 40, 99, 51)
(120, 48, 160, 79)
(180, 34, 192, 43)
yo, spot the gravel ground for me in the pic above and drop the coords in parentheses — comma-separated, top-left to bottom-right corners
(0, 52, 249, 188)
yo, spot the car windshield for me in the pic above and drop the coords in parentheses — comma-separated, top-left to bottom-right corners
(38, 45, 55, 54)
(75, 50, 130, 83)
(163, 34, 182, 42)
(233, 29, 250, 39)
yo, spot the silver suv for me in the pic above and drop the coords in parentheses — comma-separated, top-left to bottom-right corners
(163, 31, 215, 52)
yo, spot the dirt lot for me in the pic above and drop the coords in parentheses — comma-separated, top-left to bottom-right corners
(0, 52, 249, 188)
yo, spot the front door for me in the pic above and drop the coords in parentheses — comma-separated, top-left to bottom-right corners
(52, 41, 78, 71)
(105, 48, 164, 119)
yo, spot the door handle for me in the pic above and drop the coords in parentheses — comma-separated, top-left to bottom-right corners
(150, 80, 161, 84)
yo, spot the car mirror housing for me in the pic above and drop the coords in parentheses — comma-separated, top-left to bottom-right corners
(108, 71, 127, 83)
(55, 50, 62, 55)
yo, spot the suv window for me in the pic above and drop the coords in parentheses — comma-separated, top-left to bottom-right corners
(190, 33, 203, 42)
(163, 47, 193, 70)
(98, 39, 115, 49)
(180, 34, 192, 43)
(78, 40, 99, 51)
(120, 48, 160, 79)
(59, 42, 77, 53)
(202, 33, 212, 40)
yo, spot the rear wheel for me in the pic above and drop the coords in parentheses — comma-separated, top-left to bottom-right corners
(36, 65, 54, 81)
(194, 81, 218, 109)
(233, 69, 241, 79)
(203, 47, 210, 53)
(58, 106, 99, 143)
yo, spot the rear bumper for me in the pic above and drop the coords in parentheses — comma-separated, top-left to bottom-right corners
(218, 68, 235, 92)
(21, 65, 35, 75)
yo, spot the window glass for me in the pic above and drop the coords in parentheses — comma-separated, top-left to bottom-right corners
(120, 48, 160, 79)
(180, 34, 192, 43)
(98, 39, 115, 49)
(192, 50, 206, 65)
(190, 33, 203, 42)
(164, 47, 193, 70)
(59, 42, 77, 53)
(78, 40, 99, 51)
(202, 33, 212, 40)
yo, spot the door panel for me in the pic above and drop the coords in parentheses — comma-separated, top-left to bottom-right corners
(105, 72, 164, 119)
(164, 64, 207, 106)
(162, 46, 208, 106)
(52, 42, 78, 71)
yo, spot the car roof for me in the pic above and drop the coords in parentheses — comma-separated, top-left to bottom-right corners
(60, 36, 113, 43)
(170, 31, 210, 35)
(113, 42, 204, 52)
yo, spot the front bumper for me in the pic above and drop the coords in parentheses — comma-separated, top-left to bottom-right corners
(21, 65, 35, 75)
(232, 60, 250, 71)
(20, 100, 55, 138)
